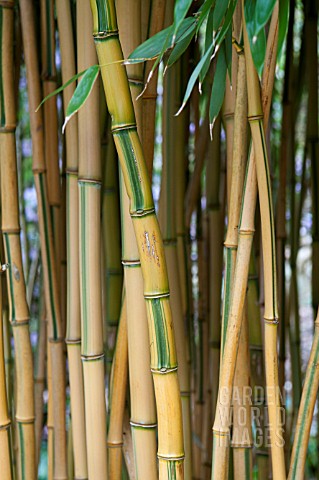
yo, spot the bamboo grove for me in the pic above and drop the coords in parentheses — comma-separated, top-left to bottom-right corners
(0, 0, 318, 478)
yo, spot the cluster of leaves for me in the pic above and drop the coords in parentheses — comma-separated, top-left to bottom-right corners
(38, 0, 289, 134)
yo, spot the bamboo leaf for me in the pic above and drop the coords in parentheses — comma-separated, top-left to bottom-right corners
(255, 0, 276, 34)
(251, 28, 266, 75)
(213, 0, 229, 31)
(36, 68, 91, 112)
(128, 17, 194, 63)
(209, 43, 227, 136)
(278, 0, 289, 59)
(167, 20, 197, 67)
(62, 65, 99, 133)
(176, 42, 215, 115)
(225, 27, 232, 81)
(172, 0, 193, 44)
(195, 0, 216, 34)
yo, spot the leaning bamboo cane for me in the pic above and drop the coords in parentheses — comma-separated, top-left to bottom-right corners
(211, 5, 280, 478)
(288, 307, 319, 479)
(243, 5, 285, 477)
(19, 1, 67, 477)
(77, 2, 107, 478)
(56, 1, 88, 477)
(0, 264, 13, 479)
(0, 3, 36, 478)
(90, 1, 184, 477)
(117, 2, 158, 477)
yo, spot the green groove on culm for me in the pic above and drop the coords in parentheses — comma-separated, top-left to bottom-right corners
(4, 234, 15, 321)
(0, 7, 5, 127)
(151, 298, 170, 369)
(222, 248, 234, 354)
(94, 0, 116, 33)
(167, 461, 177, 480)
(258, 121, 277, 316)
(290, 336, 319, 478)
(79, 181, 88, 353)
(18, 422, 25, 480)
(39, 173, 58, 339)
(115, 129, 144, 213)
(245, 448, 251, 478)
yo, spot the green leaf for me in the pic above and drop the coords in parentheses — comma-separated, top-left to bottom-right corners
(209, 43, 227, 135)
(62, 65, 99, 133)
(250, 28, 266, 76)
(35, 67, 91, 112)
(245, 0, 276, 72)
(278, 0, 289, 59)
(195, 0, 216, 34)
(128, 17, 194, 62)
(172, 0, 193, 43)
(177, 42, 216, 115)
(213, 0, 229, 31)
(199, 6, 215, 84)
(167, 20, 197, 67)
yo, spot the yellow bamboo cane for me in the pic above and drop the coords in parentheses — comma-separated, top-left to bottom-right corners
(19, 0, 67, 477)
(0, 2, 36, 478)
(76, 1, 107, 478)
(56, 1, 88, 477)
(90, 1, 185, 477)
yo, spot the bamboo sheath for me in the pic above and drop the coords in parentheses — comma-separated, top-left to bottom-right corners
(90, 1, 184, 478)
(211, 5, 280, 479)
(19, 0, 67, 478)
(159, 55, 192, 479)
(56, 1, 88, 477)
(107, 295, 128, 479)
(77, 2, 107, 479)
(117, 2, 158, 477)
(0, 268, 12, 479)
(0, 3, 36, 479)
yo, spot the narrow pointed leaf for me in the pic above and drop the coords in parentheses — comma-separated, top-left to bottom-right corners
(209, 44, 227, 135)
(251, 28, 266, 76)
(195, 0, 216, 34)
(36, 67, 92, 112)
(128, 17, 194, 63)
(213, 0, 229, 31)
(62, 65, 99, 132)
(167, 20, 197, 67)
(225, 27, 232, 81)
(172, 0, 193, 43)
(177, 42, 215, 115)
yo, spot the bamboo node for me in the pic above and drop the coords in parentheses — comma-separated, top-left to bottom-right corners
(107, 442, 123, 448)
(248, 114, 263, 122)
(157, 454, 185, 461)
(0, 125, 16, 133)
(81, 353, 105, 361)
(151, 366, 178, 374)
(130, 420, 157, 429)
(263, 316, 279, 325)
(122, 259, 141, 267)
(232, 38, 244, 55)
(93, 30, 118, 40)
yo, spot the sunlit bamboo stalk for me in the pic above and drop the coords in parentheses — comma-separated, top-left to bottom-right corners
(90, 1, 185, 477)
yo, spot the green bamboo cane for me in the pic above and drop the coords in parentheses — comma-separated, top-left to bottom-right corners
(242, 6, 285, 477)
(76, 2, 107, 478)
(211, 5, 280, 477)
(56, 1, 88, 477)
(288, 306, 319, 479)
(90, 1, 184, 477)
(117, 1, 158, 477)
(0, 2, 36, 478)
(0, 265, 13, 479)
(19, 0, 67, 477)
